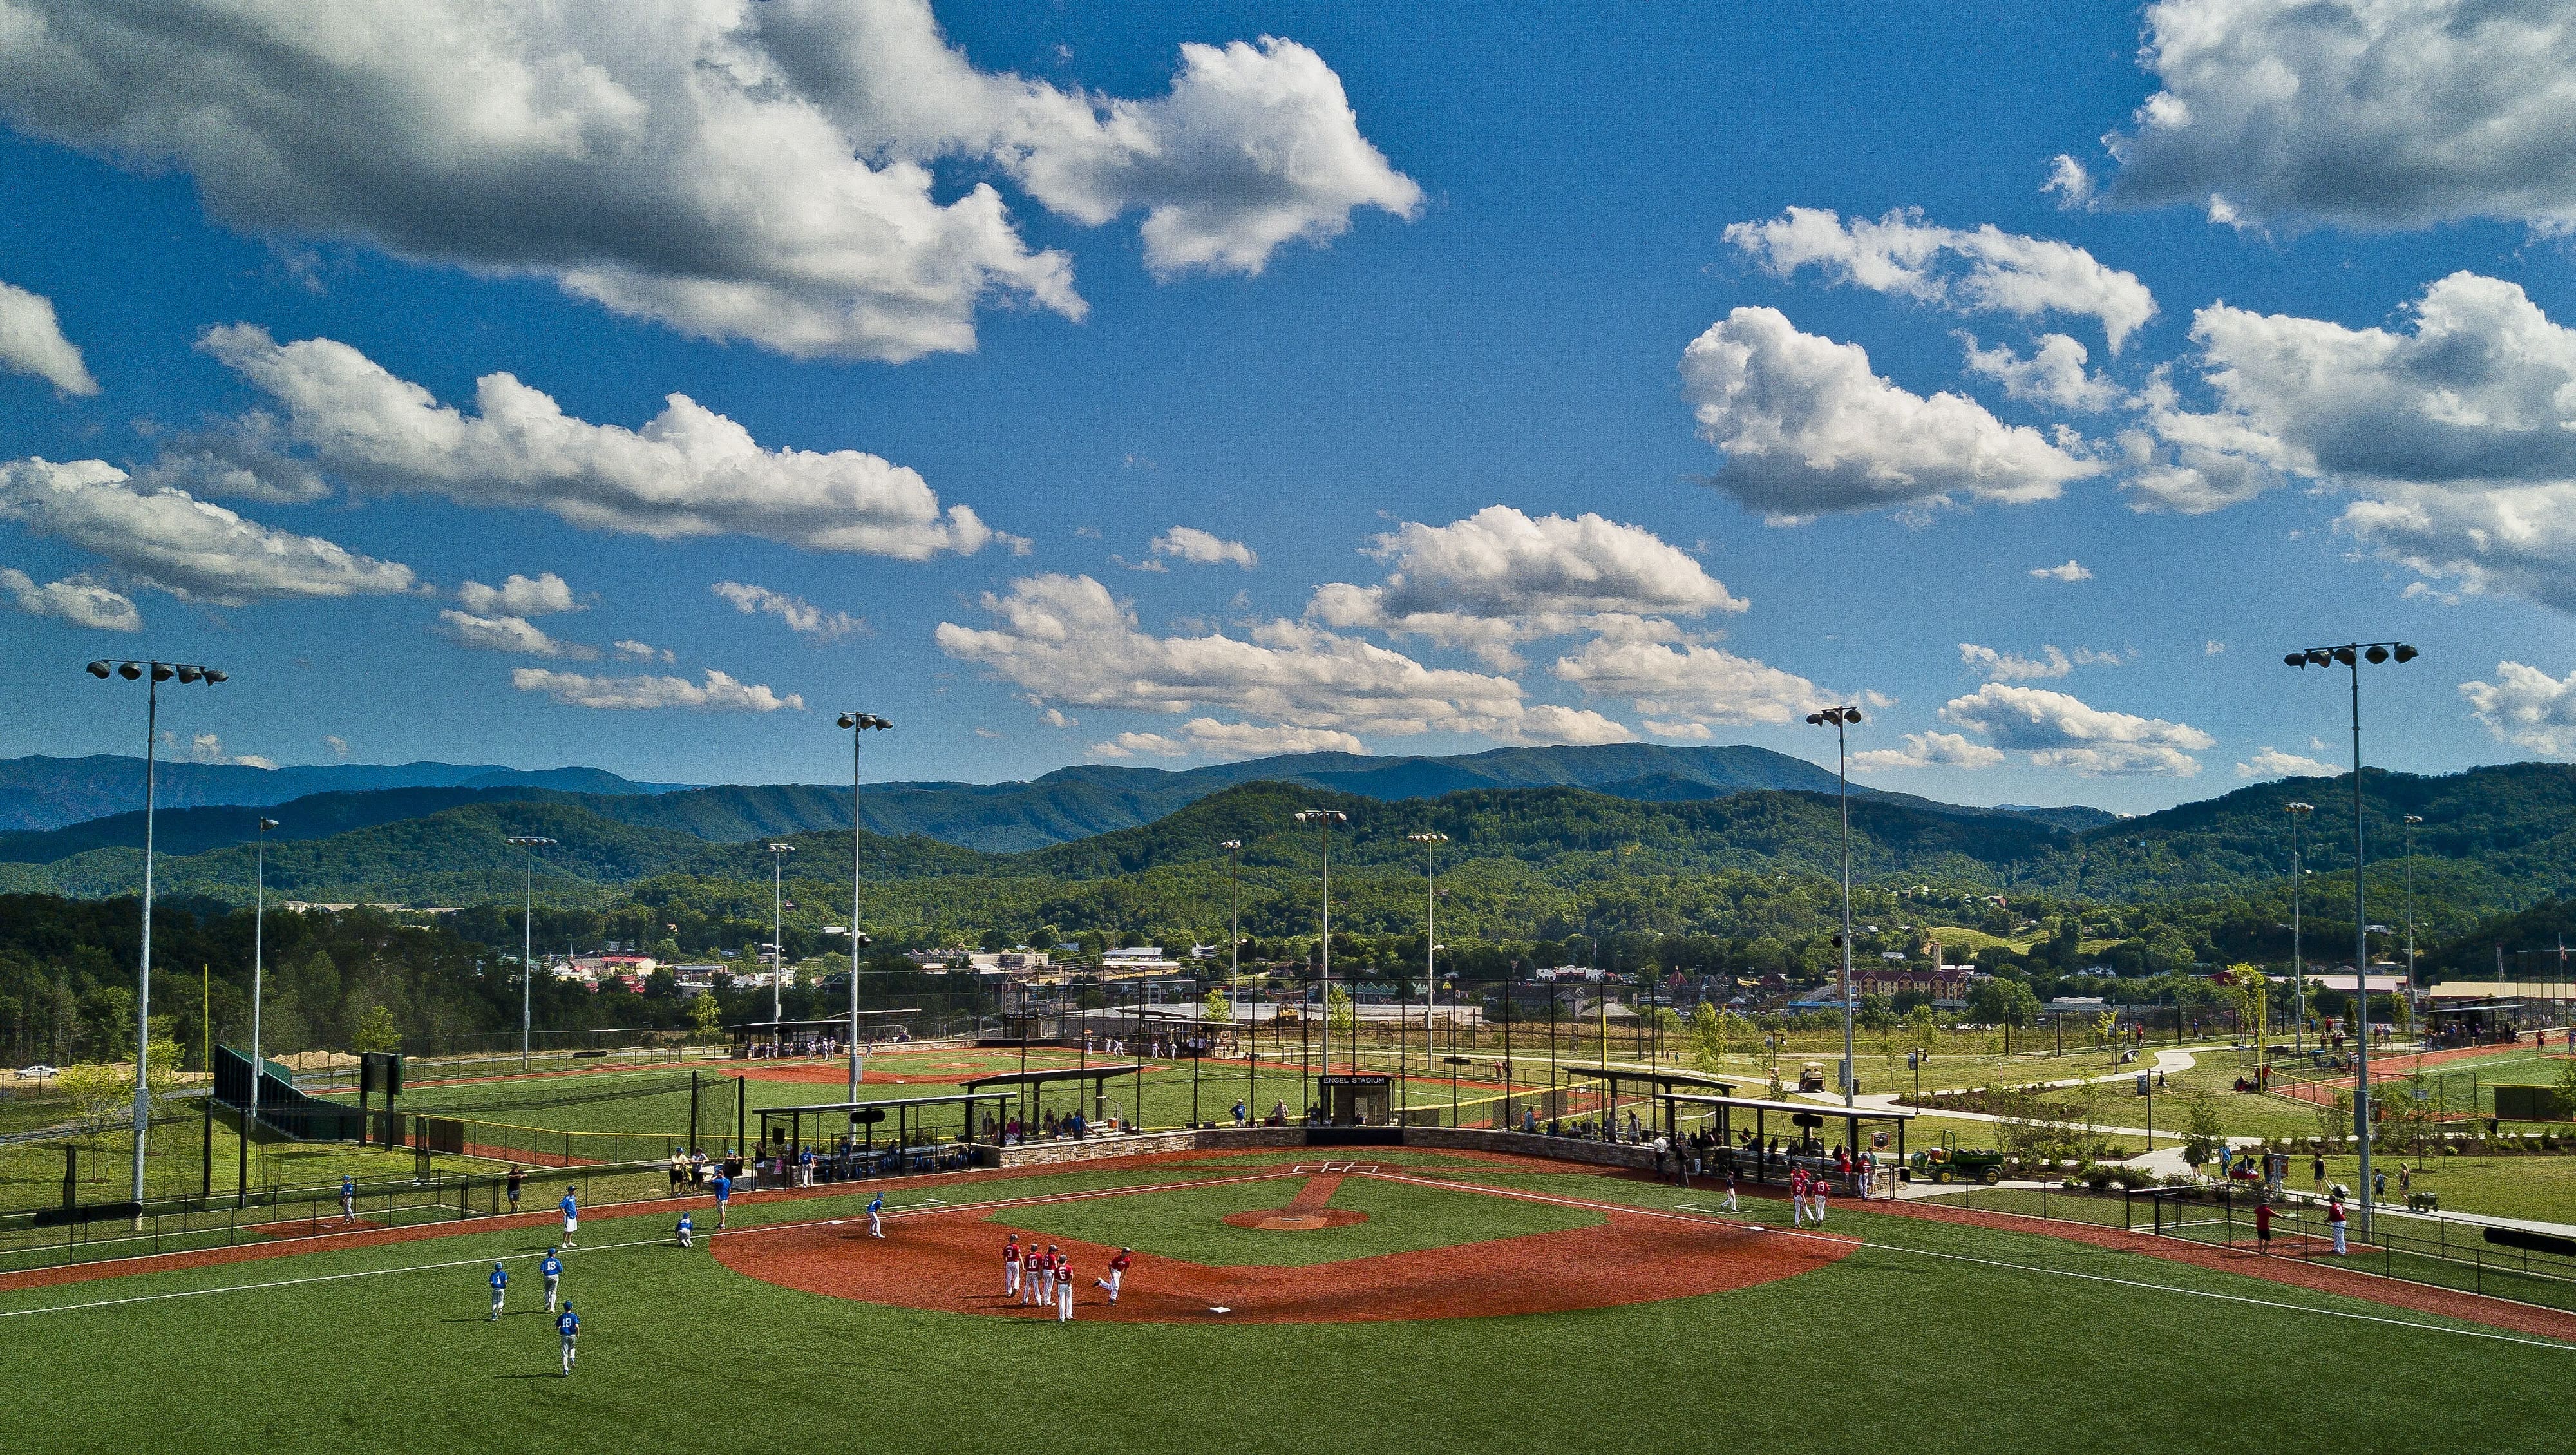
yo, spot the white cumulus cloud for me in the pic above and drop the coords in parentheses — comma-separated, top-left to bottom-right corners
(1309, 506, 1743, 669)
(457, 572, 578, 617)
(2130, 274, 2576, 611)
(1548, 637, 1826, 730)
(0, 0, 1414, 361)
(1725, 207, 2155, 351)
(175, 326, 994, 558)
(1938, 683, 2215, 777)
(1960, 332, 2123, 412)
(1150, 527, 1258, 570)
(0, 456, 416, 605)
(711, 581, 864, 640)
(1, 566, 139, 631)
(2101, 0, 2576, 233)
(323, 734, 350, 759)
(1680, 307, 2103, 520)
(612, 639, 675, 664)
(2235, 746, 2339, 779)
(1849, 732, 2008, 773)
(2031, 560, 2093, 582)
(174, 732, 276, 770)
(1090, 719, 1365, 761)
(509, 667, 803, 712)
(2460, 661, 2576, 757)
(437, 609, 598, 660)
(936, 571, 1622, 745)
(0, 279, 98, 394)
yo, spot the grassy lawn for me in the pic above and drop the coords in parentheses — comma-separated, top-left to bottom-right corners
(3, 1150, 2565, 1455)
(0, 1116, 503, 1216)
(2304, 1152, 2576, 1226)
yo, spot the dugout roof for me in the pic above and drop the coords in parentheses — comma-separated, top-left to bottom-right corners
(1567, 1067, 1739, 1095)
(960, 1065, 1146, 1090)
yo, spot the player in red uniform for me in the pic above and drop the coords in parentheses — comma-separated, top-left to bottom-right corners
(1790, 1166, 1810, 1227)
(1021, 1244, 1043, 1305)
(1094, 1247, 1133, 1305)
(1003, 1233, 1021, 1298)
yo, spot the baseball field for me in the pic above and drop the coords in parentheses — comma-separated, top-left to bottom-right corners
(8, 1141, 2570, 1455)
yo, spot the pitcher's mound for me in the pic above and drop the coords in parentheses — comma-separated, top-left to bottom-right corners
(1221, 1208, 1371, 1231)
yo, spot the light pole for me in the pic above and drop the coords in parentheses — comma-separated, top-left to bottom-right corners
(245, 814, 277, 1198)
(837, 712, 892, 1103)
(2285, 801, 2313, 1053)
(2284, 638, 2417, 1238)
(1294, 808, 1347, 1112)
(1219, 839, 1244, 1101)
(505, 837, 557, 1070)
(86, 658, 225, 1210)
(1407, 832, 1447, 1072)
(767, 842, 796, 1025)
(2403, 813, 2424, 1011)
(1806, 704, 1863, 1108)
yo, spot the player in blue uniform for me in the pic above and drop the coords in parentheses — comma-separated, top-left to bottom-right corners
(540, 1248, 563, 1311)
(339, 1175, 356, 1224)
(556, 1304, 578, 1375)
(558, 1186, 579, 1246)
(487, 1262, 507, 1320)
(712, 1169, 732, 1229)
(867, 1192, 885, 1238)
(676, 1211, 694, 1248)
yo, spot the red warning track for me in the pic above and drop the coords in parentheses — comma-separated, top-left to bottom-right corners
(712, 1172, 1847, 1323)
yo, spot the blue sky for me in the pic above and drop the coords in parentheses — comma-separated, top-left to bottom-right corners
(3, 1, 2572, 813)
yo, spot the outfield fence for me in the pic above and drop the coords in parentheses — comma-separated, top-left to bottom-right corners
(1904, 1178, 2576, 1318)
(0, 1159, 671, 1277)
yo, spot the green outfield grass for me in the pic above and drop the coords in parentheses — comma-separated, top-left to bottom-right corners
(3, 1148, 2566, 1455)
(2305, 1152, 2576, 1226)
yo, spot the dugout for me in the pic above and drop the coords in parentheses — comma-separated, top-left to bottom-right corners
(1320, 1073, 1392, 1125)
(756, 1092, 1014, 1180)
(961, 1065, 1148, 1134)
(728, 1012, 920, 1059)
(1664, 1092, 1916, 1183)
(1564, 1068, 1738, 1142)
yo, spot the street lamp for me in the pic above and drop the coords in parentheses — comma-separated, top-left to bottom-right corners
(1293, 808, 1348, 1116)
(244, 815, 278, 1200)
(504, 837, 558, 1070)
(1407, 832, 1448, 1072)
(86, 657, 225, 1210)
(2283, 638, 2416, 1237)
(837, 712, 892, 1102)
(767, 842, 796, 1025)
(2285, 801, 2313, 1053)
(1806, 704, 1862, 1109)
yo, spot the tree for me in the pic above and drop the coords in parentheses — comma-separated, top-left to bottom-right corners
(1199, 989, 1234, 1025)
(2315, 1086, 2354, 1149)
(1968, 976, 2040, 1027)
(2179, 1089, 2227, 1171)
(350, 1005, 400, 1054)
(2553, 1057, 2576, 1121)
(1325, 982, 1355, 1040)
(53, 1061, 131, 1141)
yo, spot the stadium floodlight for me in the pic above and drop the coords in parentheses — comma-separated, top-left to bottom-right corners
(837, 712, 892, 1101)
(505, 837, 560, 1070)
(2282, 640, 2416, 1240)
(1218, 841, 1245, 1078)
(767, 842, 797, 1024)
(1804, 705, 1863, 1108)
(85, 658, 225, 1216)
(2284, 803, 2314, 1054)
(1293, 809, 1349, 1115)
(1407, 832, 1450, 1070)
(2402, 813, 2425, 1002)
